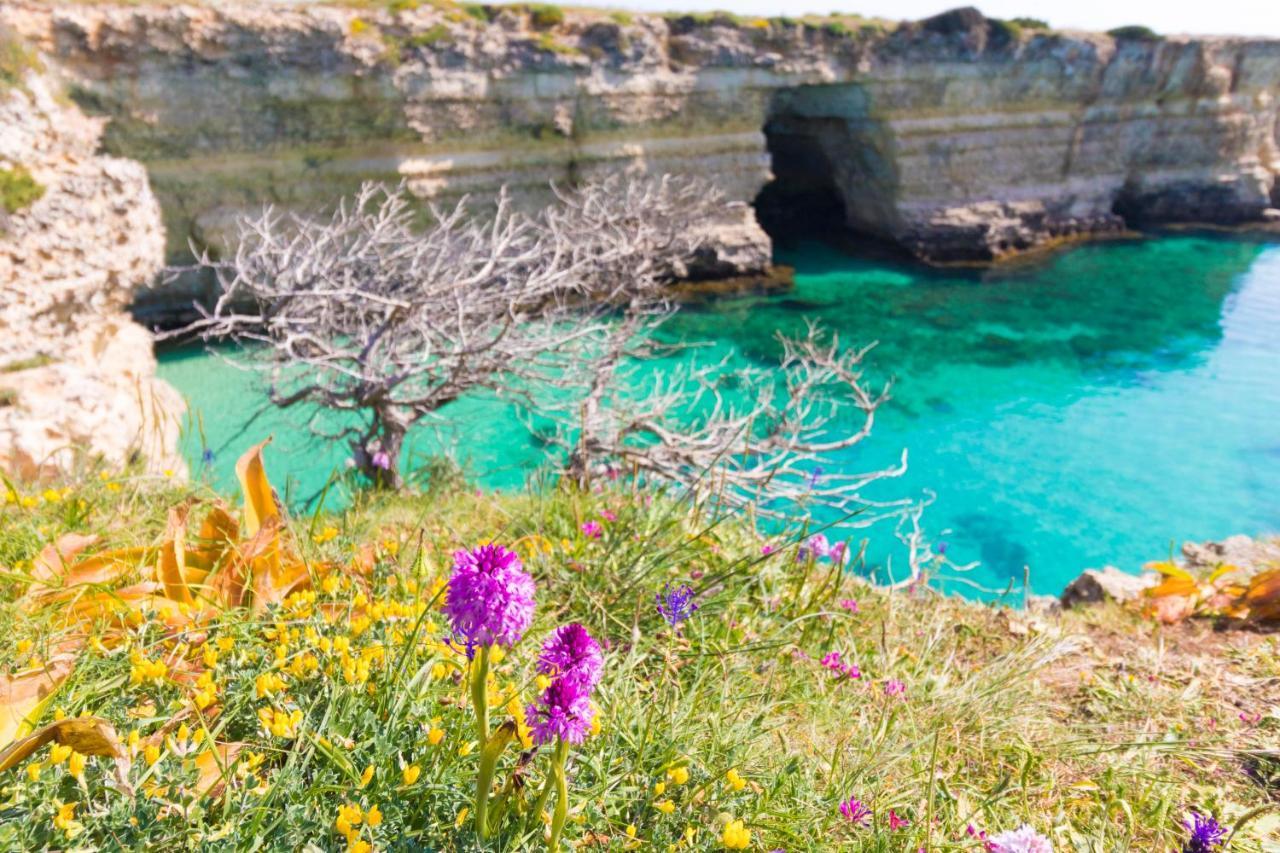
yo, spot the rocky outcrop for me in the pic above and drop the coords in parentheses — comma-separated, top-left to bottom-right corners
(1, 3, 1278, 311)
(0, 68, 185, 480)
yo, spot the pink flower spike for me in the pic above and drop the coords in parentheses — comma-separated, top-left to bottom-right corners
(761, 544, 774, 555)
(839, 598, 859, 613)
(600, 509, 617, 522)
(888, 810, 910, 830)
(581, 520, 603, 539)
(884, 679, 906, 697)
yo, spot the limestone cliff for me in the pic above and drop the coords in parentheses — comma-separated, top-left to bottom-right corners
(0, 65, 185, 479)
(1, 2, 1277, 307)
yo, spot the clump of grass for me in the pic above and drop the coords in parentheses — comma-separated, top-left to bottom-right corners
(528, 3, 564, 30)
(0, 354, 54, 373)
(0, 164, 44, 215)
(0, 25, 41, 90)
(460, 3, 494, 24)
(1010, 16, 1050, 30)
(608, 11, 632, 26)
(0, 455, 1276, 850)
(989, 18, 1023, 44)
(1108, 24, 1162, 41)
(534, 31, 579, 56)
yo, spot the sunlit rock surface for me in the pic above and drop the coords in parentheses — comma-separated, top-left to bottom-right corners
(3, 1, 1275, 300)
(0, 71, 185, 480)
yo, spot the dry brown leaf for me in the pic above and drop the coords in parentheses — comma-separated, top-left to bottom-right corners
(30, 534, 100, 582)
(236, 439, 279, 539)
(194, 742, 245, 798)
(0, 715, 127, 773)
(0, 654, 75, 752)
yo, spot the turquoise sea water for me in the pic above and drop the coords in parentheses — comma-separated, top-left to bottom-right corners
(157, 233, 1280, 595)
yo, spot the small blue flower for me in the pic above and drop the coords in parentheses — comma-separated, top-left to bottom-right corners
(1182, 811, 1226, 853)
(200, 448, 215, 467)
(656, 583, 698, 628)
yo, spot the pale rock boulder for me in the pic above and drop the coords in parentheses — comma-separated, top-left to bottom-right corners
(0, 72, 185, 480)
(1060, 566, 1159, 608)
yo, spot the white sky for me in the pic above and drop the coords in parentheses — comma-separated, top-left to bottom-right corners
(558, 1, 1280, 38)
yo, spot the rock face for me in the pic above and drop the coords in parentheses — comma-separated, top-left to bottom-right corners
(0, 69, 186, 480)
(2, 3, 1278, 315)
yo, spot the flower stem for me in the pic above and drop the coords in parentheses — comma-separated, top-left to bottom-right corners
(475, 720, 515, 839)
(471, 645, 492, 837)
(546, 740, 570, 851)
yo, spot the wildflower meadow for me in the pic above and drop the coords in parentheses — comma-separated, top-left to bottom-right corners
(0, 441, 1277, 851)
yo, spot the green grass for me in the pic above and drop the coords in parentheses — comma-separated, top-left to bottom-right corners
(0, 463, 1277, 850)
(0, 165, 44, 216)
(0, 26, 41, 91)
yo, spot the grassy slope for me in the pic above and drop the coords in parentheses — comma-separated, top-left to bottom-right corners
(0, 467, 1277, 851)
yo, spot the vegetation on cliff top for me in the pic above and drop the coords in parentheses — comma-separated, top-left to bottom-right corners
(0, 446, 1278, 850)
(0, 165, 44, 218)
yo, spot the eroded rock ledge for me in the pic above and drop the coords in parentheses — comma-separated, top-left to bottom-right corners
(2, 3, 1278, 320)
(0, 69, 185, 480)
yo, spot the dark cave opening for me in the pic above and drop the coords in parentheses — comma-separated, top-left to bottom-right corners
(753, 116, 850, 247)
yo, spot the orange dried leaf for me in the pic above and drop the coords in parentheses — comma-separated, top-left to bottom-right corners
(235, 439, 279, 538)
(0, 655, 75, 752)
(194, 741, 245, 798)
(31, 534, 100, 582)
(0, 715, 126, 774)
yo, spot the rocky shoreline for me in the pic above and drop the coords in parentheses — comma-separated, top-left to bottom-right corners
(0, 2, 1276, 323)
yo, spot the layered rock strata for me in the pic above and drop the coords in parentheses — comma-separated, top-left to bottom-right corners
(0, 3, 1277, 308)
(0, 68, 185, 480)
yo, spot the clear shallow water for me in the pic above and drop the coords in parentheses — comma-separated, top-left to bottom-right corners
(157, 233, 1280, 595)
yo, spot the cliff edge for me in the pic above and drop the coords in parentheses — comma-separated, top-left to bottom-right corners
(1, 2, 1278, 319)
(0, 59, 185, 480)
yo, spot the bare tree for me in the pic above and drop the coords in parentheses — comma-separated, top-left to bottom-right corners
(540, 319, 911, 518)
(180, 183, 591, 487)
(177, 177, 729, 488)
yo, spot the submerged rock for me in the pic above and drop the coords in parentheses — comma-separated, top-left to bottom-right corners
(0, 70, 184, 480)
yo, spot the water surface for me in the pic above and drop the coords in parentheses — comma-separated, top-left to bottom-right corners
(158, 233, 1280, 595)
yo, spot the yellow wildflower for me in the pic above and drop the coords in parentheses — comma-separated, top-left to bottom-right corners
(50, 743, 72, 765)
(626, 825, 637, 838)
(16, 639, 32, 656)
(348, 841, 371, 853)
(535, 674, 552, 691)
(725, 768, 746, 791)
(68, 751, 86, 780)
(26, 762, 41, 782)
(427, 727, 444, 746)
(402, 764, 421, 786)
(655, 800, 675, 815)
(654, 781, 666, 795)
(721, 819, 750, 849)
(667, 766, 689, 786)
(366, 804, 383, 828)
(255, 671, 287, 699)
(457, 741, 474, 757)
(144, 744, 161, 766)
(53, 801, 80, 836)
(360, 764, 375, 787)
(313, 526, 339, 544)
(335, 802, 363, 835)
(455, 807, 470, 829)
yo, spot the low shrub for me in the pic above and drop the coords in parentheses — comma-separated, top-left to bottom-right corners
(528, 4, 564, 30)
(1108, 24, 1162, 41)
(0, 165, 44, 215)
(1010, 16, 1050, 30)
